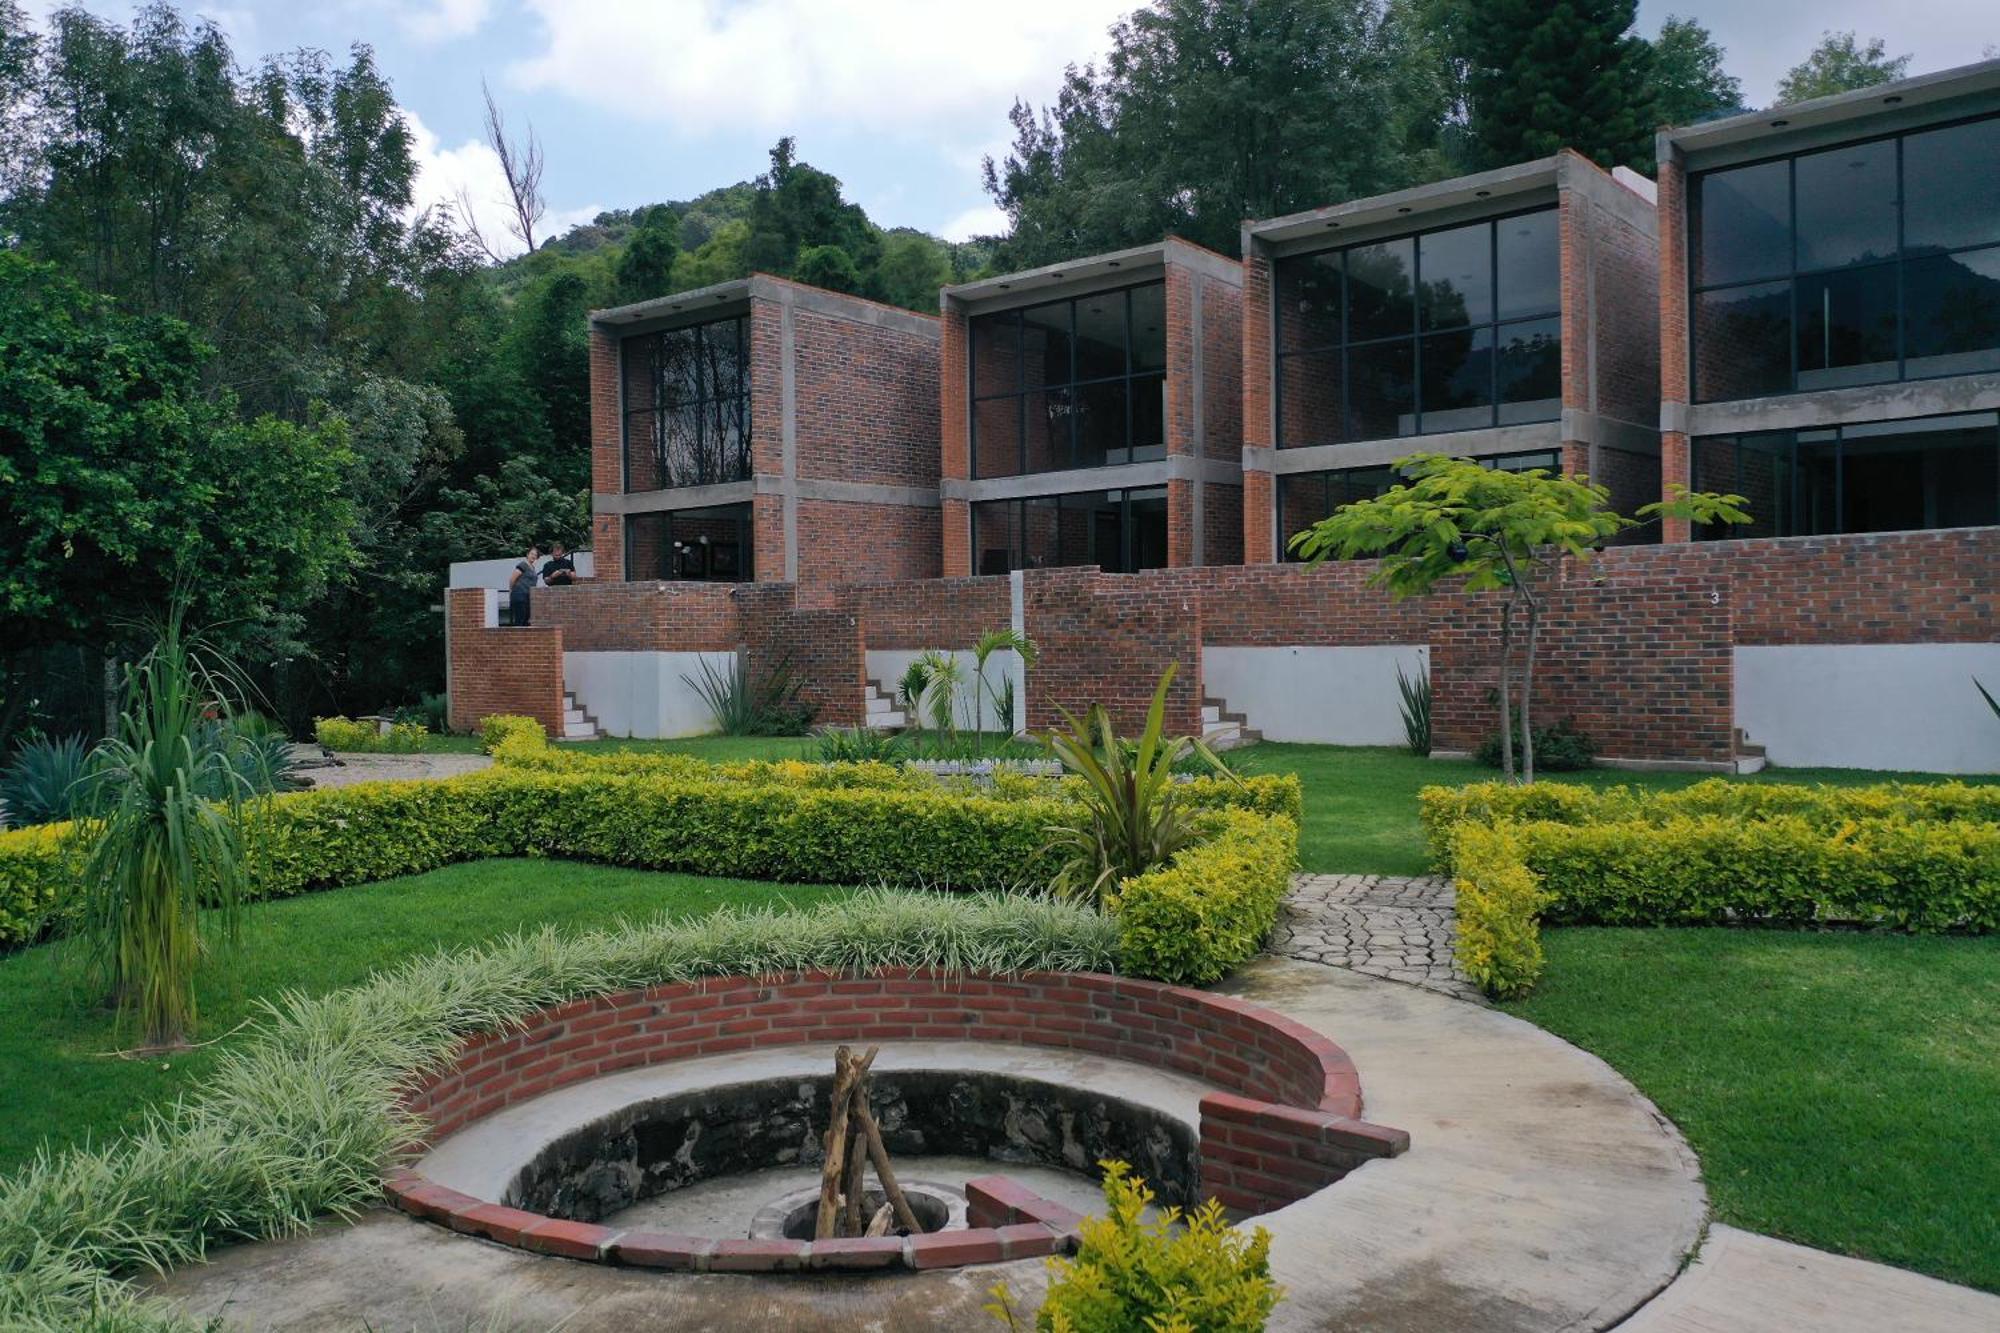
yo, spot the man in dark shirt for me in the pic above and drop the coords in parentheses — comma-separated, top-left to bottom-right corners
(543, 540, 578, 586)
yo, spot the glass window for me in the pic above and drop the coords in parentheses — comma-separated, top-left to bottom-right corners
(620, 316, 751, 491)
(968, 282, 1164, 476)
(970, 488, 1171, 573)
(1691, 415, 2000, 539)
(1420, 223, 1493, 330)
(1904, 118, 2000, 253)
(1277, 466, 1400, 560)
(1696, 160, 1790, 286)
(1795, 139, 1897, 270)
(622, 503, 753, 583)
(1274, 208, 1560, 442)
(1696, 281, 1792, 400)
(1692, 113, 2000, 399)
(1497, 210, 1561, 320)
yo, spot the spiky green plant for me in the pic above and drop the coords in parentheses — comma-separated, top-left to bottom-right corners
(1978, 678, 2000, 723)
(73, 605, 259, 1051)
(1042, 665, 1236, 904)
(971, 627, 1039, 739)
(1395, 662, 1431, 757)
(1, 733, 100, 826)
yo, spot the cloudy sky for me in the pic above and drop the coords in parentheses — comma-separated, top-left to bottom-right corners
(30, 2, 1999, 254)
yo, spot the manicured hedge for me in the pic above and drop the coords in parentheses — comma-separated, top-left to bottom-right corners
(1448, 824, 1550, 999)
(1112, 810, 1298, 985)
(0, 823, 69, 948)
(314, 716, 430, 753)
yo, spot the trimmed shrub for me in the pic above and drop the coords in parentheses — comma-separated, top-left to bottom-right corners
(313, 717, 428, 754)
(0, 892, 1120, 1331)
(0, 823, 71, 947)
(1112, 811, 1297, 985)
(478, 714, 544, 754)
(1450, 825, 1550, 999)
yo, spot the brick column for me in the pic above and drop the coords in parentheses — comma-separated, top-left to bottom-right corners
(1657, 146, 1693, 543)
(588, 323, 624, 581)
(1241, 238, 1277, 562)
(940, 296, 971, 575)
(942, 497, 971, 577)
(1167, 478, 1196, 567)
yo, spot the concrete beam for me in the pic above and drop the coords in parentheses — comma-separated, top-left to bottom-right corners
(594, 481, 756, 516)
(1246, 423, 1563, 475)
(1683, 375, 2000, 438)
(942, 455, 1242, 502)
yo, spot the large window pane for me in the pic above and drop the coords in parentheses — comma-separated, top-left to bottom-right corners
(1022, 388, 1070, 473)
(1347, 339, 1416, 439)
(1797, 265, 1898, 389)
(1278, 473, 1331, 558)
(972, 500, 1021, 575)
(1904, 118, 2000, 253)
(1497, 210, 1561, 319)
(1420, 223, 1493, 330)
(1732, 434, 1793, 539)
(1277, 251, 1343, 352)
(1795, 139, 1897, 270)
(1129, 371, 1167, 461)
(1022, 496, 1062, 568)
(970, 310, 1021, 396)
(1696, 281, 1791, 400)
(1841, 422, 2000, 532)
(973, 397, 1022, 478)
(1074, 292, 1127, 380)
(1130, 283, 1167, 370)
(1796, 432, 1840, 535)
(1128, 489, 1170, 571)
(1496, 317, 1562, 423)
(1347, 239, 1416, 341)
(1419, 327, 1494, 433)
(1696, 160, 1790, 286)
(1904, 247, 2000, 378)
(1021, 301, 1071, 389)
(1277, 349, 1344, 448)
(1073, 379, 1128, 468)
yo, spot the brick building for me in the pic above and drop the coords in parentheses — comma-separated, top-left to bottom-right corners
(938, 238, 1245, 576)
(588, 274, 942, 589)
(1239, 151, 1663, 561)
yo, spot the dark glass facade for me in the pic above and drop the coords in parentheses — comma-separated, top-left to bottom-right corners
(969, 283, 1168, 478)
(970, 488, 1170, 574)
(1277, 450, 1561, 558)
(1274, 209, 1562, 446)
(623, 504, 755, 581)
(1692, 413, 1998, 538)
(621, 316, 752, 490)
(1691, 114, 2000, 400)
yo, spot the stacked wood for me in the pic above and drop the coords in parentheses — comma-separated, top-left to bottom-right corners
(813, 1044, 924, 1239)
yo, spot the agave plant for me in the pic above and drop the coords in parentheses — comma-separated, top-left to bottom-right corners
(75, 605, 262, 1050)
(0, 733, 101, 826)
(1396, 662, 1432, 757)
(1042, 664, 1236, 905)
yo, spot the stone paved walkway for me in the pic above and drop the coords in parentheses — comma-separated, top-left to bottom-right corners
(1268, 873, 1482, 1002)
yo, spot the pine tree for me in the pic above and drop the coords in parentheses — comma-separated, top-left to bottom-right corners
(1459, 0, 1658, 171)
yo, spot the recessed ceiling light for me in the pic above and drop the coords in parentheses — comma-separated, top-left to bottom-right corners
(1770, 118, 1790, 128)
(1326, 220, 1340, 228)
(1475, 189, 1491, 198)
(1108, 260, 1121, 268)
(1882, 94, 1903, 104)
(1397, 206, 1412, 213)
(999, 282, 1012, 290)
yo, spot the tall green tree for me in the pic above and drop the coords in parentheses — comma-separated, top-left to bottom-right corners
(1456, 0, 1658, 171)
(612, 203, 679, 305)
(983, 0, 1421, 265)
(876, 231, 953, 312)
(743, 137, 882, 283)
(506, 270, 592, 493)
(793, 243, 862, 294)
(1775, 32, 1911, 105)
(1649, 15, 1743, 127)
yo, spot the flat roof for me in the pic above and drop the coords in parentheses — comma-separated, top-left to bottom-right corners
(1246, 156, 1562, 248)
(1662, 56, 2000, 162)
(590, 278, 751, 327)
(941, 240, 1174, 306)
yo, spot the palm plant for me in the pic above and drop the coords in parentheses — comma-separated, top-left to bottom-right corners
(971, 627, 1039, 740)
(1042, 664, 1236, 904)
(75, 605, 260, 1050)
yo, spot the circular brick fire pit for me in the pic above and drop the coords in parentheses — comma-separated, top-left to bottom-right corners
(385, 970, 1408, 1274)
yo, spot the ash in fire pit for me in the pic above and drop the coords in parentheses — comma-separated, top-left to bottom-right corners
(750, 1180, 966, 1241)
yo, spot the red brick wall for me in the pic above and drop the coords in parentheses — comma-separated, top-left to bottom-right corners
(588, 327, 625, 581)
(1657, 153, 1692, 542)
(533, 582, 741, 652)
(794, 499, 940, 588)
(1201, 271, 1244, 464)
(792, 302, 940, 488)
(821, 575, 1013, 650)
(1021, 568, 1205, 733)
(739, 585, 864, 728)
(445, 589, 565, 735)
(1242, 246, 1276, 563)
(1204, 482, 1244, 566)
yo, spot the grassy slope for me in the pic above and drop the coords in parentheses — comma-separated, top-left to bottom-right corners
(1507, 928, 2000, 1292)
(0, 861, 848, 1173)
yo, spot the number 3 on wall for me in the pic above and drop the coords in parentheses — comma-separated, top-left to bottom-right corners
(1709, 590, 1722, 605)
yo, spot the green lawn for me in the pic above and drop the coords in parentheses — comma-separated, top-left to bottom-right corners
(1507, 928, 2000, 1292)
(0, 861, 849, 1174)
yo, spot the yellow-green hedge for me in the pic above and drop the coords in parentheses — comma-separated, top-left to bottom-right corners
(479, 713, 546, 754)
(1449, 825, 1550, 999)
(1111, 810, 1298, 985)
(314, 716, 430, 753)
(0, 763, 1298, 983)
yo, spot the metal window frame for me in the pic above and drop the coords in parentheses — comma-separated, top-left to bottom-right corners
(968, 485, 1171, 573)
(619, 316, 753, 489)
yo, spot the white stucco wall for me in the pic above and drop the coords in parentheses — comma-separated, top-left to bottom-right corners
(1200, 645, 1429, 746)
(865, 649, 1026, 734)
(562, 650, 736, 739)
(448, 552, 596, 590)
(1735, 644, 2000, 774)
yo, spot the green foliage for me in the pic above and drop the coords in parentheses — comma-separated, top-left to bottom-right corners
(477, 714, 546, 755)
(612, 204, 680, 305)
(1455, 0, 1658, 171)
(1976, 678, 1999, 724)
(1395, 662, 1430, 757)
(73, 606, 259, 1048)
(313, 717, 427, 753)
(1649, 15, 1743, 126)
(973, 628, 1039, 736)
(995, 1160, 1280, 1332)
(1042, 665, 1238, 905)
(1776, 31, 1911, 105)
(813, 727, 905, 764)
(1111, 810, 1296, 986)
(794, 243, 863, 294)
(1449, 824, 1549, 998)
(1475, 714, 1595, 772)
(0, 734, 97, 826)
(682, 656, 816, 736)
(0, 890, 1118, 1332)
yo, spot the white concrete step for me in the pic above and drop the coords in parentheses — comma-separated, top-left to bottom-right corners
(563, 722, 598, 740)
(1201, 705, 1221, 725)
(564, 707, 586, 726)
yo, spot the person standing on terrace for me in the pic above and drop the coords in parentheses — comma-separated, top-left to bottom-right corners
(507, 543, 541, 626)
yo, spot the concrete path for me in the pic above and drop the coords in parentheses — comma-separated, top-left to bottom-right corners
(1616, 1225, 2000, 1333)
(296, 750, 492, 789)
(152, 955, 1706, 1331)
(1271, 873, 1482, 1002)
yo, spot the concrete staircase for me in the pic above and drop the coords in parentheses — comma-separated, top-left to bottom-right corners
(558, 689, 601, 742)
(863, 679, 907, 732)
(1202, 696, 1262, 749)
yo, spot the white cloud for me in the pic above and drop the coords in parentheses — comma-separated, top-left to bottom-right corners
(940, 203, 1010, 241)
(507, 0, 1128, 150)
(399, 0, 494, 43)
(404, 109, 600, 257)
